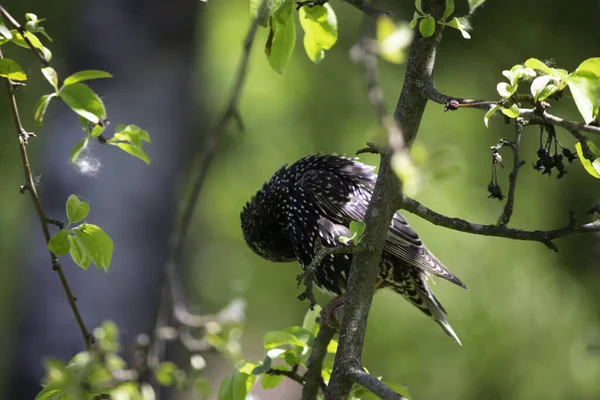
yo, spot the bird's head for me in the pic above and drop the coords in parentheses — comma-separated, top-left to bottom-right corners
(240, 185, 296, 263)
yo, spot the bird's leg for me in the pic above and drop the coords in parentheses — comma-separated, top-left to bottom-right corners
(296, 241, 355, 310)
(320, 295, 345, 328)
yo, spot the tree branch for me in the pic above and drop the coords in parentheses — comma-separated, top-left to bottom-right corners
(146, 20, 258, 385)
(302, 322, 336, 400)
(266, 367, 306, 386)
(402, 196, 600, 252)
(348, 368, 408, 400)
(0, 5, 51, 68)
(326, 2, 447, 398)
(497, 121, 525, 225)
(0, 46, 92, 349)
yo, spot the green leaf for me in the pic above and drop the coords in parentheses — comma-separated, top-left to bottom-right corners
(59, 83, 107, 124)
(266, 0, 296, 74)
(531, 75, 558, 102)
(66, 194, 90, 224)
(68, 234, 90, 270)
(327, 338, 338, 353)
(408, 11, 420, 29)
(302, 304, 322, 337)
(0, 17, 12, 40)
(443, 0, 454, 20)
(303, 35, 324, 64)
(415, 0, 424, 14)
(35, 387, 62, 400)
(443, 16, 471, 39)
(250, 0, 284, 27)
(500, 104, 520, 118)
(0, 58, 26, 80)
(496, 82, 515, 98)
(419, 15, 435, 37)
(70, 137, 89, 163)
(48, 230, 71, 256)
(264, 330, 306, 349)
(484, 104, 501, 127)
(376, 17, 413, 64)
(567, 58, 600, 124)
(261, 372, 285, 390)
(524, 58, 552, 75)
(251, 355, 273, 375)
(10, 31, 52, 61)
(112, 143, 151, 164)
(575, 142, 600, 178)
(41, 67, 58, 91)
(63, 70, 113, 86)
(468, 0, 486, 13)
(112, 124, 151, 145)
(349, 221, 366, 244)
(218, 369, 257, 400)
(299, 4, 338, 49)
(155, 362, 179, 386)
(34, 93, 56, 126)
(72, 223, 114, 272)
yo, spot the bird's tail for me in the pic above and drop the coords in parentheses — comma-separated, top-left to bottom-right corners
(385, 268, 462, 345)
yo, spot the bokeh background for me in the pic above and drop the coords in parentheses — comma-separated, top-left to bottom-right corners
(1, 0, 599, 399)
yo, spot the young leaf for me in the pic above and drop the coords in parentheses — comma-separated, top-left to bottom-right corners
(48, 230, 71, 256)
(72, 223, 114, 272)
(302, 304, 322, 337)
(500, 104, 520, 118)
(266, 0, 296, 74)
(261, 372, 285, 390)
(263, 330, 306, 349)
(409, 11, 420, 28)
(299, 4, 338, 65)
(63, 70, 113, 86)
(111, 143, 151, 164)
(68, 234, 91, 270)
(524, 58, 552, 75)
(415, 0, 424, 14)
(349, 221, 366, 244)
(530, 75, 557, 102)
(468, 0, 486, 13)
(218, 369, 257, 400)
(66, 194, 90, 224)
(91, 124, 105, 138)
(568, 58, 600, 124)
(0, 17, 12, 40)
(250, 0, 284, 27)
(443, 0, 454, 20)
(70, 137, 89, 163)
(496, 82, 515, 98)
(0, 58, 27, 81)
(155, 362, 179, 386)
(443, 17, 471, 39)
(41, 67, 59, 91)
(59, 83, 107, 124)
(419, 15, 435, 37)
(575, 142, 600, 179)
(34, 93, 56, 126)
(484, 104, 501, 127)
(377, 17, 413, 64)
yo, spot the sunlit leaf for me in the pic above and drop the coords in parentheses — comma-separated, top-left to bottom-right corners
(41, 67, 58, 91)
(500, 104, 520, 118)
(468, 0, 486, 13)
(575, 142, 600, 179)
(377, 17, 413, 64)
(264, 330, 306, 349)
(266, 0, 295, 74)
(484, 104, 501, 127)
(261, 371, 285, 389)
(59, 83, 106, 124)
(218, 369, 257, 400)
(63, 70, 113, 86)
(496, 82, 515, 98)
(0, 17, 12, 39)
(34, 93, 56, 126)
(443, 0, 454, 20)
(524, 58, 552, 75)
(568, 58, 600, 124)
(69, 137, 89, 163)
(66, 194, 90, 224)
(0, 58, 26, 80)
(302, 304, 322, 337)
(531, 75, 557, 102)
(72, 223, 114, 272)
(444, 16, 471, 39)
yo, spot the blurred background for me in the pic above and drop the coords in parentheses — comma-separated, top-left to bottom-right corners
(1, 0, 599, 399)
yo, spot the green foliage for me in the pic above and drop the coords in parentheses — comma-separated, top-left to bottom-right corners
(575, 141, 600, 178)
(265, 0, 295, 74)
(47, 195, 114, 272)
(250, 0, 284, 27)
(567, 58, 600, 124)
(217, 306, 406, 398)
(0, 58, 27, 80)
(419, 15, 435, 37)
(339, 220, 366, 244)
(107, 124, 152, 164)
(412, 0, 471, 39)
(299, 4, 338, 64)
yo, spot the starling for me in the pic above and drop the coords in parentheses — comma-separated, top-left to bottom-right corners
(241, 154, 466, 344)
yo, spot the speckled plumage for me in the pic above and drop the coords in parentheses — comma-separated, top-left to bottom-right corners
(241, 154, 466, 343)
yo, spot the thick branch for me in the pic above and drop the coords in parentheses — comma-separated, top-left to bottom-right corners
(403, 196, 600, 252)
(519, 108, 600, 136)
(0, 46, 92, 349)
(348, 368, 408, 400)
(302, 323, 336, 400)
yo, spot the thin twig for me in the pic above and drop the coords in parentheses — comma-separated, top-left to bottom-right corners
(497, 121, 525, 225)
(519, 108, 600, 136)
(0, 5, 51, 68)
(403, 196, 600, 252)
(348, 368, 408, 400)
(302, 322, 336, 400)
(266, 367, 306, 386)
(146, 20, 258, 387)
(0, 46, 92, 349)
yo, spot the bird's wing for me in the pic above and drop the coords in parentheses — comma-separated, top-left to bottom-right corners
(385, 213, 467, 289)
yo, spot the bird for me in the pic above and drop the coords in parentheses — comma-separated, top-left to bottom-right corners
(240, 154, 467, 344)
